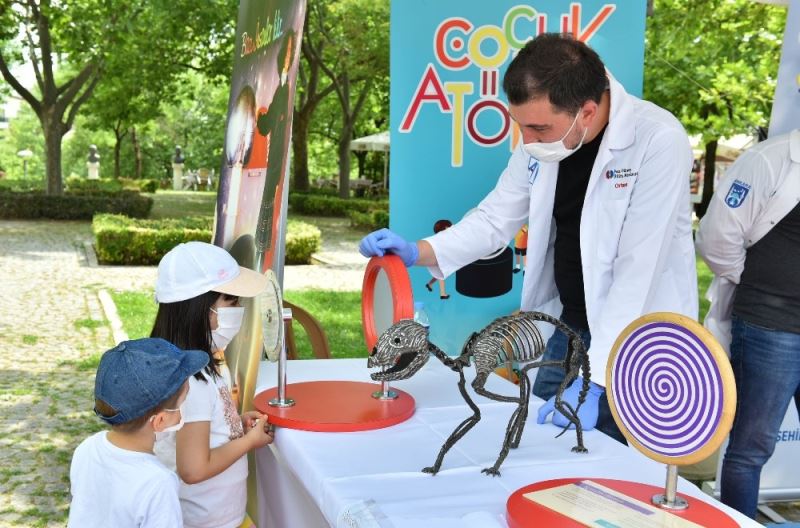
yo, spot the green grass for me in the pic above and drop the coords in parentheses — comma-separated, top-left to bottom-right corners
(21, 335, 38, 345)
(697, 256, 713, 323)
(284, 289, 365, 359)
(146, 190, 217, 219)
(110, 288, 366, 359)
(73, 318, 104, 330)
(110, 290, 157, 339)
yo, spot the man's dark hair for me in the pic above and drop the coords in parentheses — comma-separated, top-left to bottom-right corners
(503, 33, 607, 113)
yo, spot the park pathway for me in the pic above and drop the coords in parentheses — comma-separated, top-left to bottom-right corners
(0, 219, 365, 527)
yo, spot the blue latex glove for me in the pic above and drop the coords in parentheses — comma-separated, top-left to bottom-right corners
(536, 378, 603, 431)
(358, 228, 419, 267)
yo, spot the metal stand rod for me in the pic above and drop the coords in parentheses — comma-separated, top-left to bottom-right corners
(372, 373, 398, 400)
(269, 307, 295, 408)
(652, 464, 688, 510)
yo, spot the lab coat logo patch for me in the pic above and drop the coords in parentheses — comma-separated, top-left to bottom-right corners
(528, 157, 539, 185)
(725, 180, 750, 208)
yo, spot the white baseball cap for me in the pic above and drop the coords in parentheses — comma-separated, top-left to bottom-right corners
(155, 241, 268, 303)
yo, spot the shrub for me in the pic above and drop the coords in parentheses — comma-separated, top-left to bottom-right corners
(348, 209, 389, 230)
(138, 179, 159, 193)
(285, 219, 322, 265)
(288, 192, 388, 217)
(93, 215, 213, 265)
(0, 190, 152, 220)
(65, 175, 123, 192)
(93, 215, 322, 266)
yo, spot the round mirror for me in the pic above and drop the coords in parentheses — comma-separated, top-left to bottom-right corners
(361, 256, 414, 350)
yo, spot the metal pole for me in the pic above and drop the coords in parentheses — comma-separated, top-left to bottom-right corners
(269, 307, 295, 408)
(652, 464, 688, 510)
(373, 374, 398, 401)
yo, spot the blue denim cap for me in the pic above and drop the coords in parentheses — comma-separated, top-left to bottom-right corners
(94, 338, 209, 425)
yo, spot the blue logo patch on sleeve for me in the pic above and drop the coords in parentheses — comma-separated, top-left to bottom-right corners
(528, 157, 539, 185)
(725, 180, 751, 208)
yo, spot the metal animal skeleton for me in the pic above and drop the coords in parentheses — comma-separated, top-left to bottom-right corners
(368, 312, 590, 476)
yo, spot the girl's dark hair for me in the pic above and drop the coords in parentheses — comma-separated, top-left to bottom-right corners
(502, 33, 607, 113)
(151, 290, 227, 381)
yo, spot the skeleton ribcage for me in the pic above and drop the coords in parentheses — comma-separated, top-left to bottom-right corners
(471, 314, 546, 376)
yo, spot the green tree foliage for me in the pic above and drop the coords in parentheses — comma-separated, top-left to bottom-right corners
(644, 0, 786, 216)
(0, 0, 235, 195)
(0, 104, 45, 184)
(298, 0, 389, 197)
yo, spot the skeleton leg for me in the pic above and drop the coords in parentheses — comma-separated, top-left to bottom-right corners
(422, 367, 481, 475)
(473, 379, 528, 476)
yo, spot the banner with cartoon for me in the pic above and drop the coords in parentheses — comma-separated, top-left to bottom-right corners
(211, 1, 305, 521)
(768, 0, 799, 137)
(390, 1, 647, 355)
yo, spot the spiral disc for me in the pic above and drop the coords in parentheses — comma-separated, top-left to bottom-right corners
(606, 313, 736, 465)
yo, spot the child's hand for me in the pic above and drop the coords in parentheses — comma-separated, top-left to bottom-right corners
(246, 417, 275, 449)
(241, 410, 265, 432)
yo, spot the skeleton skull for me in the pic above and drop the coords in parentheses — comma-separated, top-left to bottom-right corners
(369, 319, 431, 382)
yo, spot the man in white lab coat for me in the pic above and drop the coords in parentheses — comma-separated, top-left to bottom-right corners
(696, 129, 800, 519)
(360, 34, 697, 443)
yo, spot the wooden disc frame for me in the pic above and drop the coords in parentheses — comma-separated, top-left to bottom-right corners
(606, 312, 736, 466)
(361, 255, 414, 351)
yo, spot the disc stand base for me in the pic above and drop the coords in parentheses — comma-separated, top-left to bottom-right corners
(254, 380, 415, 432)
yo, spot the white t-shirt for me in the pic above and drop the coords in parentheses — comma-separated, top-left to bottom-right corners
(68, 431, 182, 528)
(155, 370, 247, 528)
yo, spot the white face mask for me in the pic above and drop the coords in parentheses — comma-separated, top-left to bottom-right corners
(523, 111, 588, 163)
(211, 306, 245, 351)
(153, 402, 185, 434)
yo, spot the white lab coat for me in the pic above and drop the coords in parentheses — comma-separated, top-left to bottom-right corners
(696, 129, 800, 353)
(426, 76, 697, 385)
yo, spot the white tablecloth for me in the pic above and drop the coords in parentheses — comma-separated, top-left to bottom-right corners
(254, 359, 758, 527)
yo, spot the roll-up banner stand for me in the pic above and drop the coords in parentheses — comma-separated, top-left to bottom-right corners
(212, 1, 307, 524)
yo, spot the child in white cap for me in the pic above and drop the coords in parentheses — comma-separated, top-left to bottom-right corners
(68, 338, 209, 527)
(151, 241, 274, 528)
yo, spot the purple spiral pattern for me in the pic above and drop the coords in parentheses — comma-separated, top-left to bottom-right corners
(612, 322, 723, 458)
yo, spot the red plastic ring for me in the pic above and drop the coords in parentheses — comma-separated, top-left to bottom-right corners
(361, 255, 414, 351)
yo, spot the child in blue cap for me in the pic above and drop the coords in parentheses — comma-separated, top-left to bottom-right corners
(68, 338, 209, 527)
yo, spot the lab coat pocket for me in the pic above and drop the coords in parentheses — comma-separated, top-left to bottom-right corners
(595, 198, 629, 264)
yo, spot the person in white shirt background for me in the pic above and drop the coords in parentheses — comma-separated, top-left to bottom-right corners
(150, 242, 275, 528)
(359, 33, 697, 443)
(68, 337, 208, 527)
(697, 129, 800, 519)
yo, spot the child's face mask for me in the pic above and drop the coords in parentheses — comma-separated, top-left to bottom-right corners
(152, 402, 185, 433)
(210, 306, 245, 351)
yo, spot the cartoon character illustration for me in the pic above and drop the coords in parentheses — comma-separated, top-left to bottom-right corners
(425, 219, 452, 299)
(513, 224, 528, 274)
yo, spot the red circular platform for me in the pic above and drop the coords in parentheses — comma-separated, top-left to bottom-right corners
(253, 380, 415, 432)
(507, 478, 737, 528)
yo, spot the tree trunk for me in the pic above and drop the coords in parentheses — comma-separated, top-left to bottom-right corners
(354, 151, 367, 179)
(113, 128, 124, 179)
(131, 127, 143, 179)
(695, 139, 718, 219)
(291, 112, 311, 191)
(338, 127, 352, 199)
(42, 115, 64, 195)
